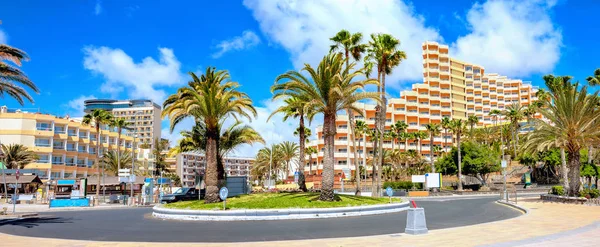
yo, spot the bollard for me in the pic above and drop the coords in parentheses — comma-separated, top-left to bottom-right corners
(405, 207, 428, 235)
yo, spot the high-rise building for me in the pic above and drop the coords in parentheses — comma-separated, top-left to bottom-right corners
(176, 152, 254, 188)
(0, 107, 136, 180)
(83, 99, 161, 147)
(306, 41, 540, 175)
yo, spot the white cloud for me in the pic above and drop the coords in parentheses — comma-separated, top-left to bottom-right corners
(161, 118, 194, 147)
(212, 30, 261, 58)
(63, 95, 96, 117)
(161, 98, 322, 158)
(243, 0, 442, 91)
(0, 29, 7, 44)
(451, 0, 561, 77)
(82, 46, 184, 104)
(94, 0, 102, 15)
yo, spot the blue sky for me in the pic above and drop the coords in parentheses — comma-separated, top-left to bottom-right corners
(0, 0, 598, 156)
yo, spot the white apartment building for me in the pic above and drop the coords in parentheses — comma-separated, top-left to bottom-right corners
(176, 152, 254, 188)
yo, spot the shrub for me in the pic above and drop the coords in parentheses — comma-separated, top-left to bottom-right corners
(550, 186, 565, 196)
(579, 188, 600, 199)
(382, 181, 423, 190)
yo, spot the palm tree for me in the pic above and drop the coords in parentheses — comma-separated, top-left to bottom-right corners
(111, 118, 132, 175)
(393, 120, 408, 151)
(384, 131, 398, 151)
(0, 44, 39, 105)
(0, 144, 36, 169)
(441, 117, 452, 152)
(272, 53, 379, 201)
(83, 109, 113, 203)
(586, 68, 600, 86)
(524, 82, 600, 196)
(293, 126, 312, 141)
(254, 145, 284, 182)
(450, 119, 466, 191)
(305, 146, 318, 175)
(99, 150, 138, 176)
(425, 123, 441, 173)
(503, 102, 525, 156)
(278, 141, 299, 180)
(354, 120, 368, 195)
(269, 96, 315, 191)
(163, 68, 257, 203)
(366, 128, 380, 187)
(330, 30, 368, 196)
(365, 33, 407, 197)
(467, 115, 479, 138)
(152, 138, 170, 176)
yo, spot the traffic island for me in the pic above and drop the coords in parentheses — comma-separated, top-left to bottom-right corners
(153, 192, 408, 221)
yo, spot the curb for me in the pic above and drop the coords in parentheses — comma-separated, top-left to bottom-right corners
(152, 202, 410, 221)
(496, 200, 529, 214)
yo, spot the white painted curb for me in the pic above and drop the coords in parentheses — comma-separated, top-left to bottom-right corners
(152, 202, 410, 221)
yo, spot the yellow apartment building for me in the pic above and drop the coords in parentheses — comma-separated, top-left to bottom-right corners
(0, 107, 136, 180)
(306, 41, 540, 176)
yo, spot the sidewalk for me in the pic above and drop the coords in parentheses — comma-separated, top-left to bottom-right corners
(1, 198, 599, 246)
(0, 203, 141, 213)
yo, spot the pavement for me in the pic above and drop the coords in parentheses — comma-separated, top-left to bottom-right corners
(0, 203, 149, 213)
(0, 197, 599, 246)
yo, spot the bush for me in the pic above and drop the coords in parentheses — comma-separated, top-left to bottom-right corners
(579, 188, 600, 199)
(550, 186, 565, 196)
(382, 181, 423, 190)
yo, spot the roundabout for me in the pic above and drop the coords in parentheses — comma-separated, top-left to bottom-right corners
(0, 197, 522, 242)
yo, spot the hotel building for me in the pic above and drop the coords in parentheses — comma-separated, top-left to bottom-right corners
(176, 152, 254, 188)
(0, 107, 136, 180)
(83, 99, 161, 147)
(306, 41, 540, 175)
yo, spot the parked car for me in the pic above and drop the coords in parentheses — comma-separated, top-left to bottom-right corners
(161, 187, 205, 203)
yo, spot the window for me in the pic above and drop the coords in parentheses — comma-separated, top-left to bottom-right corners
(35, 138, 50, 147)
(37, 154, 50, 163)
(337, 149, 347, 153)
(89, 147, 97, 155)
(90, 134, 97, 141)
(77, 159, 86, 166)
(54, 125, 66, 134)
(53, 141, 64, 150)
(339, 137, 348, 141)
(67, 128, 77, 136)
(338, 125, 348, 129)
(395, 108, 405, 111)
(50, 172, 62, 179)
(79, 131, 88, 138)
(36, 122, 52, 131)
(66, 157, 75, 166)
(52, 156, 63, 165)
(67, 143, 76, 151)
(409, 122, 418, 126)
(88, 160, 95, 167)
(78, 145, 86, 153)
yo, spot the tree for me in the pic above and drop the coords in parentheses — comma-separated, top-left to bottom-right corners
(503, 102, 525, 156)
(272, 53, 379, 201)
(163, 68, 257, 203)
(330, 29, 368, 196)
(450, 119, 466, 190)
(524, 82, 600, 196)
(100, 150, 138, 176)
(0, 144, 36, 169)
(254, 145, 284, 182)
(305, 146, 318, 175)
(435, 141, 500, 186)
(467, 115, 479, 138)
(354, 120, 368, 195)
(269, 96, 315, 191)
(0, 44, 39, 105)
(586, 68, 600, 86)
(425, 123, 441, 173)
(393, 120, 408, 151)
(441, 117, 452, 152)
(83, 109, 113, 203)
(416, 131, 428, 156)
(152, 138, 170, 176)
(293, 126, 312, 141)
(278, 141, 299, 179)
(365, 33, 407, 198)
(111, 118, 132, 174)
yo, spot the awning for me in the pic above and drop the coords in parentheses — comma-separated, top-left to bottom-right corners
(0, 175, 43, 184)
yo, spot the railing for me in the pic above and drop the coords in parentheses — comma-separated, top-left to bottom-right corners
(52, 161, 64, 165)
(36, 127, 52, 131)
(55, 130, 66, 134)
(68, 132, 77, 136)
(35, 143, 51, 147)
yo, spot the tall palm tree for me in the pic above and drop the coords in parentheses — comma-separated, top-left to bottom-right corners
(0, 144, 36, 169)
(272, 53, 379, 201)
(354, 120, 368, 195)
(393, 120, 408, 151)
(305, 146, 318, 175)
(415, 131, 428, 156)
(278, 141, 299, 179)
(83, 109, 113, 203)
(293, 126, 312, 141)
(269, 96, 314, 191)
(450, 119, 466, 191)
(330, 30, 367, 196)
(467, 115, 479, 138)
(586, 68, 600, 86)
(99, 150, 138, 176)
(152, 138, 170, 175)
(0, 44, 39, 105)
(111, 118, 132, 174)
(503, 102, 525, 156)
(365, 33, 407, 197)
(254, 145, 284, 182)
(525, 82, 600, 196)
(425, 123, 441, 173)
(163, 68, 257, 203)
(441, 117, 452, 152)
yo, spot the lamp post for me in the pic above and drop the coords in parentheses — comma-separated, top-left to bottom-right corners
(0, 143, 7, 203)
(130, 111, 141, 204)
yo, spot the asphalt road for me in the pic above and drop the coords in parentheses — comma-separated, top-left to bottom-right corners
(0, 197, 521, 242)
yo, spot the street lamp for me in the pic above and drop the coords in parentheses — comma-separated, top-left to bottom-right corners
(130, 110, 142, 203)
(0, 145, 7, 203)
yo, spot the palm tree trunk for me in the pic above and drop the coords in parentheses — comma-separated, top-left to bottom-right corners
(319, 111, 336, 201)
(567, 149, 581, 196)
(95, 125, 101, 205)
(117, 131, 121, 176)
(418, 138, 422, 156)
(588, 145, 593, 164)
(560, 148, 569, 193)
(430, 135, 435, 173)
(204, 128, 220, 203)
(457, 134, 463, 191)
(356, 138, 362, 195)
(443, 129, 448, 152)
(298, 116, 308, 192)
(512, 125, 517, 157)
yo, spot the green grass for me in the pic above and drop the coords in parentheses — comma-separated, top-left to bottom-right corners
(164, 192, 402, 210)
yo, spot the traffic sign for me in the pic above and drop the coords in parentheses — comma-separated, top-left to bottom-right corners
(15, 169, 20, 180)
(501, 160, 507, 168)
(342, 168, 351, 181)
(386, 187, 393, 197)
(219, 187, 229, 200)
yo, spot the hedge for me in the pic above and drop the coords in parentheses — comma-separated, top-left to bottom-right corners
(382, 181, 423, 190)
